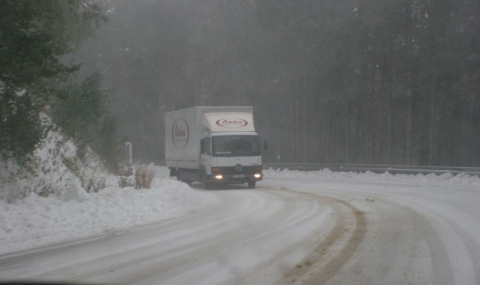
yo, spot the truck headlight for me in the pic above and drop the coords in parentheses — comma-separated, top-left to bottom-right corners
(214, 174, 223, 180)
(254, 173, 262, 179)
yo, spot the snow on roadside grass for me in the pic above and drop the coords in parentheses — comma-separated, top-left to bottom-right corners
(0, 169, 217, 254)
(263, 168, 480, 186)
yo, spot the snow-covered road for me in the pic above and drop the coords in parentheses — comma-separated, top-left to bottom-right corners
(1, 177, 479, 285)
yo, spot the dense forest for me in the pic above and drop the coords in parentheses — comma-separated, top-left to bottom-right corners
(72, 0, 480, 166)
(0, 1, 120, 165)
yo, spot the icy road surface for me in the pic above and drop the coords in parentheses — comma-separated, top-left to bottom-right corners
(1, 178, 479, 285)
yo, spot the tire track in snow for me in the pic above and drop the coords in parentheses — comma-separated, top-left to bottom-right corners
(277, 190, 367, 285)
(266, 180, 459, 285)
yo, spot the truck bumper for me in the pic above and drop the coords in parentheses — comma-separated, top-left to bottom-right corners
(207, 173, 263, 184)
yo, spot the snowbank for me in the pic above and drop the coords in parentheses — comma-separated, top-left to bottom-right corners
(0, 170, 217, 254)
(0, 117, 217, 255)
(263, 168, 480, 186)
(0, 122, 120, 202)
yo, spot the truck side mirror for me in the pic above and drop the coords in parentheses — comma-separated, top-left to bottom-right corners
(263, 141, 268, 151)
(200, 139, 205, 153)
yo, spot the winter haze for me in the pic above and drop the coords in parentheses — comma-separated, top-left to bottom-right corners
(70, 0, 480, 166)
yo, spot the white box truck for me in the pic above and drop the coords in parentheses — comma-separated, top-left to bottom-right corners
(165, 106, 265, 188)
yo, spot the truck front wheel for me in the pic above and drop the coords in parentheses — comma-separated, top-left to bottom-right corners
(202, 175, 211, 190)
(248, 181, 256, 188)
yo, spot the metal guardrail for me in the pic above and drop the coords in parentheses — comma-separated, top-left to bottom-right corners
(150, 160, 480, 176)
(262, 163, 480, 176)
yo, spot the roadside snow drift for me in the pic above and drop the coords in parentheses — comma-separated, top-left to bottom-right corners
(0, 173, 217, 254)
(263, 168, 480, 186)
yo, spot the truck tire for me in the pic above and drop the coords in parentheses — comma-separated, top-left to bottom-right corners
(177, 169, 191, 186)
(177, 169, 182, 181)
(248, 181, 256, 188)
(203, 175, 211, 190)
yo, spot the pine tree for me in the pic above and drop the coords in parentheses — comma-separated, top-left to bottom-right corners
(0, 0, 106, 160)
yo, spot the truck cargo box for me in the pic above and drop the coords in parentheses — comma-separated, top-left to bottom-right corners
(165, 106, 254, 170)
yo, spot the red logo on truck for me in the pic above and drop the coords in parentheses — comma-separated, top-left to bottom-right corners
(172, 119, 189, 149)
(215, 119, 248, 128)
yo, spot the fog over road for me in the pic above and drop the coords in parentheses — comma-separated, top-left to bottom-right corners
(1, 178, 479, 285)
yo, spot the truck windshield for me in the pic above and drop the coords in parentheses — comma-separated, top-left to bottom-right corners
(212, 136, 261, 157)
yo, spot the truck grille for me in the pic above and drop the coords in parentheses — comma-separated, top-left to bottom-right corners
(220, 166, 257, 174)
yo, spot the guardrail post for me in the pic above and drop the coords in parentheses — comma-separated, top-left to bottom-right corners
(125, 142, 133, 175)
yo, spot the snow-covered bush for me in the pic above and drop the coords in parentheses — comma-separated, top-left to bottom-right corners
(134, 163, 156, 189)
(0, 125, 126, 202)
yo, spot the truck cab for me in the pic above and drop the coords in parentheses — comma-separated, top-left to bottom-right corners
(201, 131, 263, 188)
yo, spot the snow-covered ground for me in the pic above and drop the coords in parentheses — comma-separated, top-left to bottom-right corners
(1, 167, 479, 284)
(0, 167, 217, 254)
(2, 167, 479, 255)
